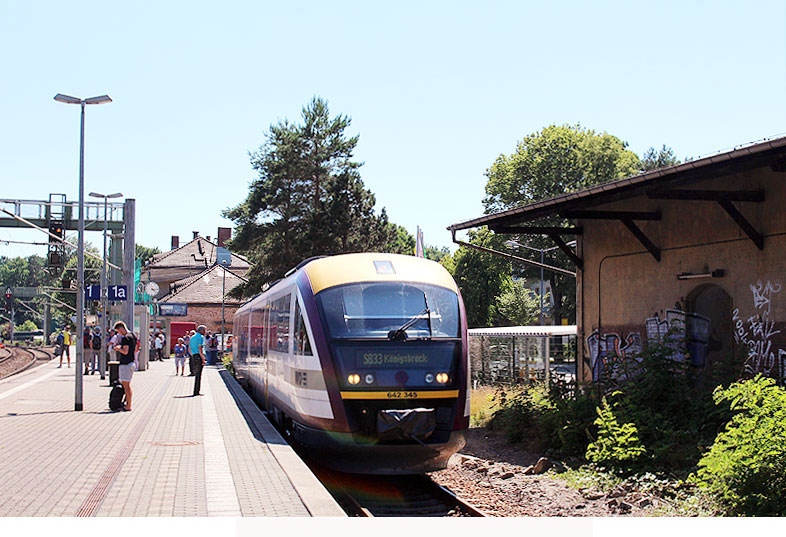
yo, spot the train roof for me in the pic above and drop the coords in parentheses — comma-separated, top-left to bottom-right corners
(235, 253, 459, 315)
(303, 253, 458, 295)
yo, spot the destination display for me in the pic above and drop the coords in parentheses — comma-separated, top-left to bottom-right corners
(350, 344, 455, 369)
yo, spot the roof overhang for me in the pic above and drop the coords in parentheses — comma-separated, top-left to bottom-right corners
(448, 135, 786, 272)
(449, 135, 786, 233)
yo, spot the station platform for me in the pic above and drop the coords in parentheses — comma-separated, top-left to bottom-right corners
(0, 351, 345, 517)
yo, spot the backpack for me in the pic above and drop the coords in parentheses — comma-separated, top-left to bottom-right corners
(92, 334, 101, 350)
(109, 382, 125, 411)
(56, 333, 64, 345)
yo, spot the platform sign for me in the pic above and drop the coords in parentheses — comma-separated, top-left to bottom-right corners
(84, 285, 101, 301)
(159, 303, 187, 316)
(108, 285, 128, 301)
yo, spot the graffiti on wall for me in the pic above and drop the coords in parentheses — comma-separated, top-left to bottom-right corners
(733, 280, 786, 383)
(587, 309, 711, 382)
(585, 330, 643, 381)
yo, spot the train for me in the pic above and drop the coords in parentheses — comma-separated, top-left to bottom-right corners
(232, 252, 470, 474)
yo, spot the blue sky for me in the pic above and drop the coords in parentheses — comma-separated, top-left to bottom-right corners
(1, 1, 785, 259)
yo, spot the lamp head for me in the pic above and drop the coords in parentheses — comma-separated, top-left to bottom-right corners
(54, 93, 81, 104)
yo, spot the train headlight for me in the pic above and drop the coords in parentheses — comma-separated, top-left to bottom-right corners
(436, 372, 449, 384)
(364, 374, 375, 384)
(424, 373, 434, 384)
(347, 374, 361, 385)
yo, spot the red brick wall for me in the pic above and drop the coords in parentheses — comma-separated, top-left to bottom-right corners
(178, 305, 240, 334)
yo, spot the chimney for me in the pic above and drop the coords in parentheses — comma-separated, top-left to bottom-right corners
(193, 231, 199, 239)
(206, 236, 211, 242)
(218, 227, 231, 247)
(171, 235, 180, 250)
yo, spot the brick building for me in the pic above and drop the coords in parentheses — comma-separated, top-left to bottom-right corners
(141, 231, 251, 338)
(450, 136, 786, 386)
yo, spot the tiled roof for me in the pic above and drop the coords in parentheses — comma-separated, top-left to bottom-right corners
(159, 264, 247, 305)
(146, 236, 250, 270)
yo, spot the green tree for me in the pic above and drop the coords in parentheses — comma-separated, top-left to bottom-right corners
(135, 244, 161, 265)
(450, 227, 511, 327)
(496, 278, 542, 325)
(484, 124, 641, 212)
(225, 97, 391, 296)
(483, 124, 641, 324)
(640, 144, 680, 171)
(384, 223, 415, 255)
(0, 255, 57, 328)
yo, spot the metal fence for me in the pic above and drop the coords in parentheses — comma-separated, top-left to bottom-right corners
(468, 328, 577, 387)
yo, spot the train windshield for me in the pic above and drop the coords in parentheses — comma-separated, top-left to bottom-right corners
(317, 282, 460, 339)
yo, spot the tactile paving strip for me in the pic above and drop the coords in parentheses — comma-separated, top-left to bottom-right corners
(75, 376, 174, 517)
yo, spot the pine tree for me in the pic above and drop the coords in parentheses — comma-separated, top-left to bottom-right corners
(225, 97, 391, 296)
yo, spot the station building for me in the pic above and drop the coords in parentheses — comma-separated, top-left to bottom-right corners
(139, 230, 251, 338)
(450, 136, 786, 386)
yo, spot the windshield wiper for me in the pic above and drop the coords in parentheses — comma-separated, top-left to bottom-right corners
(387, 293, 433, 341)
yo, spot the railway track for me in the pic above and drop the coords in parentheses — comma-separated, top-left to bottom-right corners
(0, 346, 53, 379)
(308, 464, 487, 517)
(247, 385, 487, 517)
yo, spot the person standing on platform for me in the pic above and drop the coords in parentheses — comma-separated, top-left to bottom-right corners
(61, 328, 72, 368)
(56, 330, 65, 367)
(153, 332, 163, 361)
(184, 330, 194, 375)
(88, 327, 101, 374)
(206, 331, 218, 365)
(189, 325, 206, 396)
(113, 321, 137, 412)
(82, 327, 93, 375)
(174, 337, 187, 376)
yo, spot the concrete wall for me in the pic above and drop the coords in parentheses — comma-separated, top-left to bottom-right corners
(578, 165, 786, 385)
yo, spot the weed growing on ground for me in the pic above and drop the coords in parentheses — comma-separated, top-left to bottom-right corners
(469, 385, 499, 427)
(221, 353, 235, 376)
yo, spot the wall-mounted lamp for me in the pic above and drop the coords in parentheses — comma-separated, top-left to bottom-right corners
(677, 269, 725, 280)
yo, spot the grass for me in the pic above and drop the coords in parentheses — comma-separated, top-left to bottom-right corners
(469, 384, 501, 427)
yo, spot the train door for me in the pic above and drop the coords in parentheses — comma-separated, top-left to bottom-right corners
(262, 302, 270, 408)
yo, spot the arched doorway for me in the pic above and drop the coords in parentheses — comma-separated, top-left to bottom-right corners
(686, 283, 734, 381)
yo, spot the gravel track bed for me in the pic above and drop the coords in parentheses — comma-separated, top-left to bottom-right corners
(0, 346, 53, 380)
(429, 428, 657, 517)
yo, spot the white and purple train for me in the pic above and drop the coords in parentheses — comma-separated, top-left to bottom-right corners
(232, 253, 470, 474)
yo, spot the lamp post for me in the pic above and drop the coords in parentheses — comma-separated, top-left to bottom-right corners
(55, 93, 112, 411)
(506, 238, 575, 386)
(89, 191, 122, 380)
(505, 240, 571, 326)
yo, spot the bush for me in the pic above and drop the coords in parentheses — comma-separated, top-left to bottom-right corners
(585, 395, 646, 473)
(600, 337, 732, 472)
(693, 375, 786, 516)
(488, 381, 598, 456)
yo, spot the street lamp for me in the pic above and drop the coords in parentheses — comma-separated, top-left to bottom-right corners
(89, 191, 122, 380)
(55, 93, 112, 411)
(505, 239, 576, 326)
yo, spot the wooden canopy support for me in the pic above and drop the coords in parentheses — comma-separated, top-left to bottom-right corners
(620, 219, 661, 261)
(718, 200, 764, 250)
(490, 225, 583, 235)
(561, 210, 661, 221)
(647, 189, 764, 202)
(545, 232, 584, 270)
(559, 209, 661, 262)
(646, 189, 765, 250)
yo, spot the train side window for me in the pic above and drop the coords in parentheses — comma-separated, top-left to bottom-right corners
(270, 294, 291, 353)
(294, 299, 313, 356)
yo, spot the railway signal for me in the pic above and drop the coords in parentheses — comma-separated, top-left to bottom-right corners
(4, 287, 12, 311)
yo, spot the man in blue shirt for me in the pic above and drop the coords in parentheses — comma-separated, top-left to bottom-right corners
(189, 325, 206, 396)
